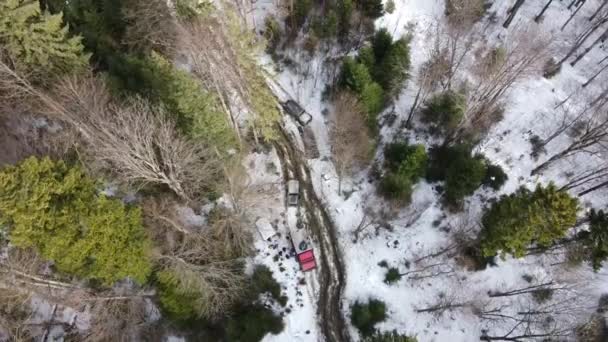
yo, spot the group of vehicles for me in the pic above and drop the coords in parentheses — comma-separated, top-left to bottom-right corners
(287, 180, 317, 272)
(282, 101, 317, 272)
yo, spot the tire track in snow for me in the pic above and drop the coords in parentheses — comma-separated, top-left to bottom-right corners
(274, 125, 350, 342)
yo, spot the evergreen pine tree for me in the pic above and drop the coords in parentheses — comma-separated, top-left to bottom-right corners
(0, 157, 151, 286)
(358, 0, 384, 19)
(480, 184, 578, 258)
(0, 0, 89, 80)
(578, 209, 608, 271)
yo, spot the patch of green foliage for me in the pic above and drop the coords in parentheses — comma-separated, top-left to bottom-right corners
(358, 0, 384, 18)
(0, 0, 89, 82)
(532, 288, 554, 303)
(578, 209, 608, 271)
(384, 267, 401, 284)
(384, 0, 396, 14)
(289, 0, 313, 30)
(247, 265, 286, 307)
(264, 16, 282, 53)
(421, 91, 466, 134)
(351, 299, 387, 337)
(427, 144, 489, 208)
(0, 157, 151, 286)
(364, 331, 418, 342)
(341, 57, 385, 128)
(480, 183, 578, 258)
(483, 163, 508, 190)
(62, 0, 239, 148)
(108, 52, 237, 150)
(370, 29, 411, 95)
(379, 142, 427, 203)
(224, 304, 284, 342)
(156, 270, 200, 322)
(340, 29, 410, 129)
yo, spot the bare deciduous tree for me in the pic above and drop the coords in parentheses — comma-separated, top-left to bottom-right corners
(0, 287, 32, 341)
(154, 232, 247, 319)
(330, 92, 372, 194)
(453, 26, 551, 143)
(122, 0, 178, 54)
(406, 30, 449, 127)
(503, 0, 527, 28)
(53, 76, 222, 201)
(532, 110, 608, 175)
(86, 288, 153, 342)
(177, 9, 280, 143)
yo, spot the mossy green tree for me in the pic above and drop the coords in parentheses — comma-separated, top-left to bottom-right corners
(422, 90, 466, 134)
(0, 157, 151, 286)
(351, 299, 387, 337)
(480, 184, 578, 258)
(0, 0, 89, 80)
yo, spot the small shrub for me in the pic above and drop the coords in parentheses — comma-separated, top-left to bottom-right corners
(384, 142, 427, 178)
(156, 272, 199, 322)
(384, 267, 401, 284)
(249, 265, 283, 304)
(312, 10, 338, 38)
(359, 0, 384, 18)
(303, 34, 319, 55)
(543, 57, 561, 79)
(426, 144, 487, 208)
(384, 0, 395, 14)
(351, 299, 387, 337)
(224, 304, 284, 342)
(483, 163, 508, 190)
(361, 82, 386, 122)
(421, 91, 466, 134)
(378, 260, 389, 268)
(364, 331, 418, 342)
(445, 0, 486, 23)
(379, 172, 413, 202)
(264, 16, 282, 53)
(444, 154, 485, 207)
(290, 0, 313, 29)
(532, 288, 554, 303)
(529, 134, 546, 158)
(379, 142, 427, 202)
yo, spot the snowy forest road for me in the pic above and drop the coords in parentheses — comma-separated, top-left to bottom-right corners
(273, 123, 351, 342)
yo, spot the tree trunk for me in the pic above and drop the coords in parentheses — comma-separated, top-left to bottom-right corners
(406, 86, 422, 128)
(589, 0, 608, 22)
(562, 0, 587, 30)
(578, 179, 608, 196)
(558, 18, 607, 66)
(535, 0, 554, 23)
(571, 27, 608, 66)
(503, 0, 527, 28)
(583, 62, 608, 87)
(531, 149, 571, 175)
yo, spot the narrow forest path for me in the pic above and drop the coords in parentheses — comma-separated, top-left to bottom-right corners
(273, 121, 351, 342)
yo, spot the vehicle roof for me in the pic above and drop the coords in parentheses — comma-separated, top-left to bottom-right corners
(287, 180, 299, 193)
(283, 100, 305, 115)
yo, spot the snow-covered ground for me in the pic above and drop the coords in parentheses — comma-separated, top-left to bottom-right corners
(251, 0, 608, 341)
(244, 149, 321, 341)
